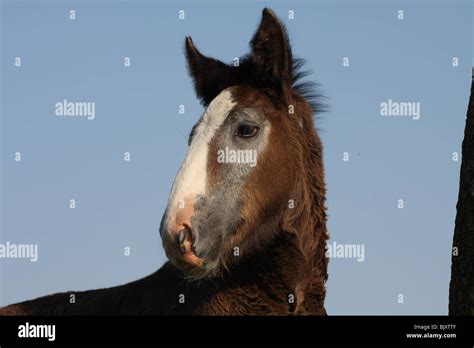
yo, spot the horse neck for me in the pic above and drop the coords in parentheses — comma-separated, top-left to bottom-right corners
(188, 229, 326, 315)
(233, 231, 308, 279)
(226, 229, 324, 297)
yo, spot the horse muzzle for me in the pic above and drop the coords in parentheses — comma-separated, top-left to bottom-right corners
(160, 213, 204, 269)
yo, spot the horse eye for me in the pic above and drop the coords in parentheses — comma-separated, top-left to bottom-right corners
(235, 124, 259, 138)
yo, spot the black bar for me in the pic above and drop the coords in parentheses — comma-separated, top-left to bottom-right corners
(0, 316, 472, 345)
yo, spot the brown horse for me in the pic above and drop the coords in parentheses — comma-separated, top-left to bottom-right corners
(0, 8, 329, 315)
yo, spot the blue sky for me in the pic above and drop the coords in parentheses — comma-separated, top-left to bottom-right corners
(0, 0, 472, 314)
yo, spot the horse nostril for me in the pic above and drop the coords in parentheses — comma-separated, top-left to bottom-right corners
(177, 229, 186, 245)
(175, 226, 200, 257)
(190, 229, 200, 256)
(176, 229, 187, 254)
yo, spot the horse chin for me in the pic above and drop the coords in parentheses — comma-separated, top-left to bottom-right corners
(176, 256, 224, 281)
(182, 251, 203, 267)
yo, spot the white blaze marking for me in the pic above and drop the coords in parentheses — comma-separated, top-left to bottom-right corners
(165, 88, 236, 226)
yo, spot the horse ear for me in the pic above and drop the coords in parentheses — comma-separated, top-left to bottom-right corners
(185, 37, 234, 106)
(250, 8, 293, 95)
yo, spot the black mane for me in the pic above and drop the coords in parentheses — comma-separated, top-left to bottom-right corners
(292, 57, 327, 116)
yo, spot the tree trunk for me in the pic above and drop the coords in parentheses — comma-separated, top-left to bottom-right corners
(449, 70, 474, 315)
